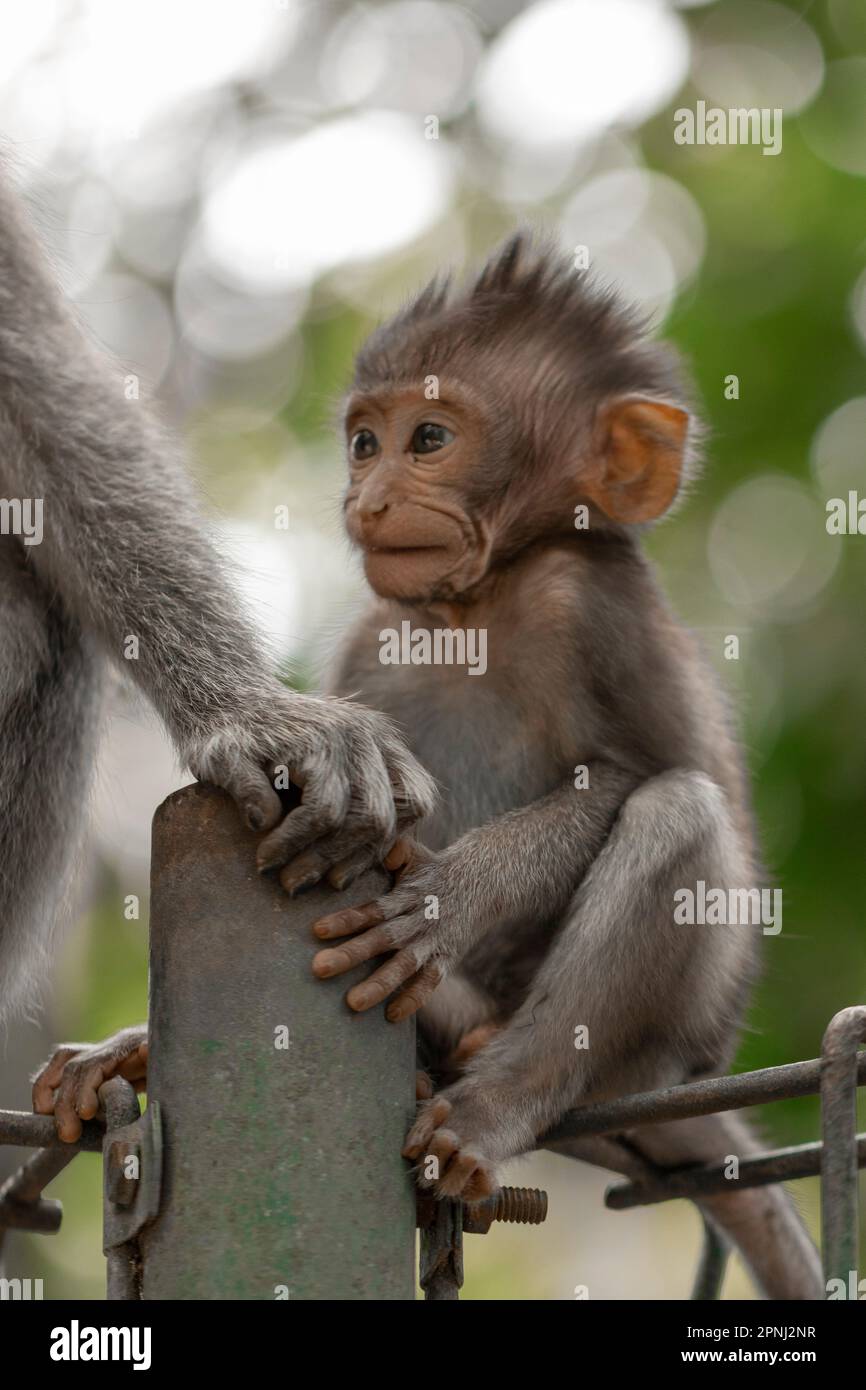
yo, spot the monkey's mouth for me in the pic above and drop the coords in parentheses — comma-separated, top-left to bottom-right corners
(362, 542, 462, 600)
(366, 544, 447, 556)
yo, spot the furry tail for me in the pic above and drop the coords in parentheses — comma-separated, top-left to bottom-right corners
(623, 1110, 823, 1300)
(553, 1111, 822, 1299)
(0, 536, 102, 1025)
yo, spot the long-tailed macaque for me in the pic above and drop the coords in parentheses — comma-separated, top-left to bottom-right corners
(0, 162, 434, 1071)
(305, 235, 822, 1299)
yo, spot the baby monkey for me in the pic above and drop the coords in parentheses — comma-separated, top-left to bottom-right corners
(306, 235, 821, 1299)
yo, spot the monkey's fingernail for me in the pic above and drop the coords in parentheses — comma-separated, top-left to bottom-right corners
(246, 805, 264, 831)
(312, 951, 339, 977)
(282, 872, 319, 897)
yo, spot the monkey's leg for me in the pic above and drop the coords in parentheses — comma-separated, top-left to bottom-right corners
(405, 768, 746, 1195)
(405, 769, 821, 1296)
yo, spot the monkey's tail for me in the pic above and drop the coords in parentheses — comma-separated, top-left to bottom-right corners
(625, 1111, 824, 1301)
(0, 541, 103, 1025)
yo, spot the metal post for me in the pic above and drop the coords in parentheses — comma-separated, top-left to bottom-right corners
(102, 1077, 143, 1301)
(820, 1005, 866, 1294)
(420, 1199, 463, 1300)
(690, 1214, 729, 1300)
(138, 783, 416, 1300)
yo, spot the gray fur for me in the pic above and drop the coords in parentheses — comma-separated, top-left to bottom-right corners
(326, 236, 821, 1298)
(0, 162, 435, 1025)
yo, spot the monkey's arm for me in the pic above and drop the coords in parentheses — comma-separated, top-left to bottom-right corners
(310, 760, 640, 1017)
(0, 170, 434, 876)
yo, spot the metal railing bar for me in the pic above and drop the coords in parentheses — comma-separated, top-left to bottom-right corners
(543, 1050, 866, 1144)
(606, 1133, 866, 1209)
(820, 1006, 866, 1288)
(0, 1110, 104, 1152)
(690, 1216, 729, 1300)
(0, 1142, 78, 1207)
(419, 1198, 463, 1301)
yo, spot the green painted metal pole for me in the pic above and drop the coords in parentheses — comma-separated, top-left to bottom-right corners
(139, 783, 416, 1300)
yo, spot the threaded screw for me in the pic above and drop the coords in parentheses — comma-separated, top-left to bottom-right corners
(492, 1186, 548, 1224)
(461, 1186, 548, 1234)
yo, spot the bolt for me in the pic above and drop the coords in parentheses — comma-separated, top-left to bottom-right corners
(491, 1186, 548, 1224)
(463, 1186, 548, 1233)
(106, 1139, 141, 1208)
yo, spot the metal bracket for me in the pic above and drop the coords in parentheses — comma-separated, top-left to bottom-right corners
(103, 1101, 163, 1252)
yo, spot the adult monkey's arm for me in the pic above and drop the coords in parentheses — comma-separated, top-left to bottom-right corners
(0, 162, 434, 877)
(0, 162, 433, 1135)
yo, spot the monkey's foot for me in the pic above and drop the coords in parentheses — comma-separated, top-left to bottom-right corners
(32, 1025, 148, 1143)
(403, 1095, 499, 1202)
(448, 1023, 501, 1069)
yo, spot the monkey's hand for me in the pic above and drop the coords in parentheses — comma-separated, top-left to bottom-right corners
(310, 839, 481, 1020)
(32, 1026, 148, 1143)
(184, 690, 437, 889)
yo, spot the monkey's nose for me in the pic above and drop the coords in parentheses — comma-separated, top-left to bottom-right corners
(357, 497, 389, 525)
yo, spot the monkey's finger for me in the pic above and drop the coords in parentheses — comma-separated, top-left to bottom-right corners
(438, 1152, 497, 1202)
(383, 836, 415, 874)
(385, 961, 444, 1021)
(311, 902, 386, 941)
(117, 1042, 148, 1084)
(275, 791, 410, 892)
(278, 848, 332, 897)
(421, 1128, 460, 1185)
(311, 922, 391, 978)
(217, 760, 284, 834)
(383, 742, 438, 823)
(326, 848, 375, 892)
(383, 835, 435, 877)
(402, 1097, 452, 1160)
(320, 817, 426, 890)
(32, 1047, 85, 1114)
(416, 1070, 434, 1100)
(345, 950, 421, 1012)
(311, 924, 394, 978)
(282, 833, 378, 893)
(344, 744, 399, 841)
(448, 1023, 501, 1067)
(53, 1105, 84, 1144)
(54, 1064, 107, 1143)
(256, 762, 351, 871)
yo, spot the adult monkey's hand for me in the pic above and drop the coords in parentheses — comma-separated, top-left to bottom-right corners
(186, 688, 437, 892)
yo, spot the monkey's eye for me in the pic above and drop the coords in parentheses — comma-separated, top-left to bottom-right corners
(411, 422, 454, 454)
(350, 429, 379, 461)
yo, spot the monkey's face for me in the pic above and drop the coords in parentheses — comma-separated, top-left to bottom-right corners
(342, 388, 492, 602)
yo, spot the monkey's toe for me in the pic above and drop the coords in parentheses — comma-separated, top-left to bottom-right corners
(402, 1096, 451, 1159)
(405, 1092, 500, 1202)
(436, 1148, 497, 1202)
(447, 1023, 501, 1069)
(415, 1121, 498, 1200)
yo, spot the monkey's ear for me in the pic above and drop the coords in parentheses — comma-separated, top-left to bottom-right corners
(588, 398, 689, 524)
